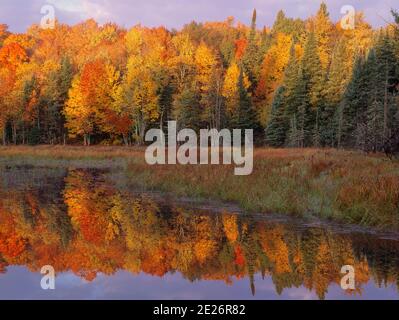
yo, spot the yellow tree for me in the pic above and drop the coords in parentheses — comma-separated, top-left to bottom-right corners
(144, 27, 174, 130)
(195, 42, 216, 95)
(0, 42, 29, 144)
(64, 60, 120, 145)
(170, 33, 195, 92)
(340, 12, 373, 69)
(194, 42, 220, 126)
(222, 214, 239, 243)
(0, 67, 14, 144)
(255, 33, 293, 125)
(64, 76, 90, 144)
(120, 26, 168, 143)
(222, 61, 250, 116)
(125, 26, 143, 56)
(312, 2, 335, 70)
(119, 55, 159, 143)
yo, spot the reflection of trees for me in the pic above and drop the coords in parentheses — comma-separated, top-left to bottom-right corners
(0, 168, 399, 298)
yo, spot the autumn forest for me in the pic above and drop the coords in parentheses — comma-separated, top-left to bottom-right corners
(0, 3, 398, 151)
(1, 2, 399, 300)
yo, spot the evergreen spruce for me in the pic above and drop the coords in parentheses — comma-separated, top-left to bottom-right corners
(366, 99, 384, 152)
(265, 86, 288, 146)
(172, 86, 202, 131)
(295, 70, 313, 147)
(242, 9, 260, 90)
(283, 44, 300, 118)
(287, 114, 299, 148)
(47, 56, 74, 144)
(285, 68, 313, 147)
(233, 69, 258, 131)
(301, 31, 324, 110)
(374, 33, 399, 140)
(340, 57, 365, 147)
(322, 38, 348, 147)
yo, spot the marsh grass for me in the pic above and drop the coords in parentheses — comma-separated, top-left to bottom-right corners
(0, 145, 144, 169)
(126, 148, 399, 230)
(1, 145, 399, 230)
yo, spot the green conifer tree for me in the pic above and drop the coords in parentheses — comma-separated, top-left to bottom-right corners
(265, 86, 288, 146)
(366, 99, 384, 152)
(242, 9, 260, 90)
(233, 69, 258, 131)
(173, 86, 202, 131)
(46, 56, 74, 144)
(374, 32, 399, 140)
(322, 38, 349, 147)
(339, 56, 366, 147)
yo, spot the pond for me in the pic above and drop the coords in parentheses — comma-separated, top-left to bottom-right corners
(0, 167, 398, 300)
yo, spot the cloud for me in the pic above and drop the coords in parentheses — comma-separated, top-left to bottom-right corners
(0, 0, 397, 33)
(46, 0, 111, 20)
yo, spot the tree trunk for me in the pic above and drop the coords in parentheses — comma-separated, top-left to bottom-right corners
(159, 111, 164, 145)
(13, 123, 17, 145)
(337, 103, 343, 149)
(138, 118, 146, 146)
(383, 65, 388, 141)
(2, 127, 6, 146)
(123, 134, 128, 146)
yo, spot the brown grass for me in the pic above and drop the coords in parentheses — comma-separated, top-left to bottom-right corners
(0, 145, 145, 159)
(1, 145, 399, 230)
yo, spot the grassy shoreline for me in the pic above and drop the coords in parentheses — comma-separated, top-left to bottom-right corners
(1, 145, 399, 230)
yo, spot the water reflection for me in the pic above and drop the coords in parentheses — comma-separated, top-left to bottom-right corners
(0, 168, 399, 300)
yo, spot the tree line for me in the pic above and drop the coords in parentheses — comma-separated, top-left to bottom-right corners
(0, 3, 398, 151)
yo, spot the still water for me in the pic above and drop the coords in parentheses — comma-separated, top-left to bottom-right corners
(0, 167, 398, 300)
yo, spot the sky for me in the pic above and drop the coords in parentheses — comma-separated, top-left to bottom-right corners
(1, 266, 398, 299)
(0, 0, 397, 32)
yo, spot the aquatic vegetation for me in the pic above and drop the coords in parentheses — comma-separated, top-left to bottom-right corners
(1, 146, 399, 229)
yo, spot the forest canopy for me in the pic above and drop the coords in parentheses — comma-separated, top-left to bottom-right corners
(0, 3, 398, 152)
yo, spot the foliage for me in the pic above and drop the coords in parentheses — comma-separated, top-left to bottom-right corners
(0, 4, 396, 150)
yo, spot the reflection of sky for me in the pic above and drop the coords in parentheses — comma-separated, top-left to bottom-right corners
(0, 0, 397, 33)
(0, 267, 398, 300)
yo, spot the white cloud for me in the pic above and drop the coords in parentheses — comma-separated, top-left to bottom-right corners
(46, 0, 111, 20)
